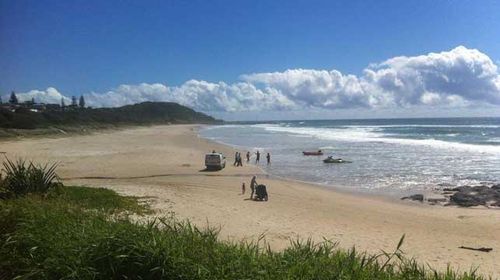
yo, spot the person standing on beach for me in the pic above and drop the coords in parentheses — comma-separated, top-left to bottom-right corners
(237, 153, 243, 167)
(266, 153, 271, 165)
(241, 182, 246, 195)
(234, 152, 239, 166)
(255, 151, 260, 164)
(246, 151, 250, 163)
(250, 176, 257, 199)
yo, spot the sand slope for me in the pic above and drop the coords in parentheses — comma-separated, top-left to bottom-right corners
(1, 125, 499, 278)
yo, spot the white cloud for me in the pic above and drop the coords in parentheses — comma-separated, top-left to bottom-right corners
(11, 46, 500, 114)
(364, 46, 500, 106)
(5, 87, 71, 104)
(241, 69, 375, 109)
(83, 80, 296, 112)
(85, 83, 170, 108)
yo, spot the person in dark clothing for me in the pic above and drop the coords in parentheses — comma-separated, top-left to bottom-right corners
(246, 151, 250, 162)
(250, 176, 257, 199)
(255, 151, 260, 164)
(233, 152, 239, 166)
(266, 153, 271, 165)
(237, 153, 243, 166)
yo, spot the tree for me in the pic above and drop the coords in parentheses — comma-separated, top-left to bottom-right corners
(9, 91, 18, 104)
(71, 96, 77, 106)
(61, 97, 66, 107)
(79, 95, 85, 108)
(31, 97, 35, 104)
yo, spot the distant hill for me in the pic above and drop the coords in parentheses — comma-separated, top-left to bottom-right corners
(0, 102, 221, 129)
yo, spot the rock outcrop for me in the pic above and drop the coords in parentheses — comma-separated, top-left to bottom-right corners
(402, 183, 500, 208)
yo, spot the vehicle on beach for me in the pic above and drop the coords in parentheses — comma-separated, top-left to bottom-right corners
(323, 156, 351, 163)
(302, 150, 323, 156)
(205, 152, 226, 170)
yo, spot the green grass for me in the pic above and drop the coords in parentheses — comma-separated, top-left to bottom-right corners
(59, 185, 151, 215)
(0, 186, 488, 280)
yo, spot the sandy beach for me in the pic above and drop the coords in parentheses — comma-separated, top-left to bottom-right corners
(1, 125, 499, 278)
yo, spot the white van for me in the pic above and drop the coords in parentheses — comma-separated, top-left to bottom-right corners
(205, 152, 226, 170)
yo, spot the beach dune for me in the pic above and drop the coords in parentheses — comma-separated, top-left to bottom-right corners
(1, 125, 499, 278)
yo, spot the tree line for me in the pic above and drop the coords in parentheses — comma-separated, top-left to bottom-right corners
(1, 91, 86, 109)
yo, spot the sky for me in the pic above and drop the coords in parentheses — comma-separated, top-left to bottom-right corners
(1, 0, 500, 120)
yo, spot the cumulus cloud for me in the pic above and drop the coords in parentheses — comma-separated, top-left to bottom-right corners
(241, 69, 375, 109)
(83, 80, 295, 112)
(242, 46, 500, 109)
(4, 87, 71, 104)
(363, 46, 500, 106)
(12, 46, 500, 113)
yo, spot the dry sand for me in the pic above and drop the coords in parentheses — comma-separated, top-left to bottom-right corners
(1, 125, 499, 278)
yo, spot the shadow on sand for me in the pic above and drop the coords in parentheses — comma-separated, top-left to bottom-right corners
(198, 168, 223, 172)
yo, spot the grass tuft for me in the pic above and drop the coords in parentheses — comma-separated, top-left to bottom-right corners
(1, 157, 60, 198)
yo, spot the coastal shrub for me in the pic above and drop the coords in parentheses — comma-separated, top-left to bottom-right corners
(0, 186, 487, 280)
(1, 158, 59, 198)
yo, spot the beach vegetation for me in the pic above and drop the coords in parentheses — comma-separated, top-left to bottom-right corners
(0, 157, 59, 198)
(0, 185, 487, 279)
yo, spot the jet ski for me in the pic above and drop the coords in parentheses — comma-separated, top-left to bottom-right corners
(323, 156, 351, 163)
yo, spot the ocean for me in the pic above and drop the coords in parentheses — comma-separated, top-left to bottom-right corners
(199, 117, 500, 197)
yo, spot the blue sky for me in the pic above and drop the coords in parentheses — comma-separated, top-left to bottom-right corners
(1, 0, 500, 120)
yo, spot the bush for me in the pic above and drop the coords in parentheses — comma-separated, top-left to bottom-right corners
(1, 158, 59, 198)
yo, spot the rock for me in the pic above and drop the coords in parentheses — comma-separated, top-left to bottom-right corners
(472, 185, 490, 192)
(450, 192, 482, 207)
(401, 194, 424, 202)
(448, 185, 500, 207)
(436, 183, 500, 208)
(452, 186, 472, 192)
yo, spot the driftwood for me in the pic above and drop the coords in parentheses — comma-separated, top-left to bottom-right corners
(458, 246, 493, 252)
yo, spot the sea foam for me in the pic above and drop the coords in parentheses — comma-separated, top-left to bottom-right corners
(260, 124, 500, 155)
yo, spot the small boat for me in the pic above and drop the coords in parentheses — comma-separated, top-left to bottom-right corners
(303, 150, 323, 156)
(323, 156, 351, 163)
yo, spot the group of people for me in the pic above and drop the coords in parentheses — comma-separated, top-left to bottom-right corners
(252, 150, 271, 165)
(234, 150, 271, 166)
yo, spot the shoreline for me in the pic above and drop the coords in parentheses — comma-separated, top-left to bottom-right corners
(199, 126, 395, 198)
(1, 124, 499, 278)
(198, 124, 500, 208)
(198, 126, 473, 207)
(197, 128, 391, 204)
